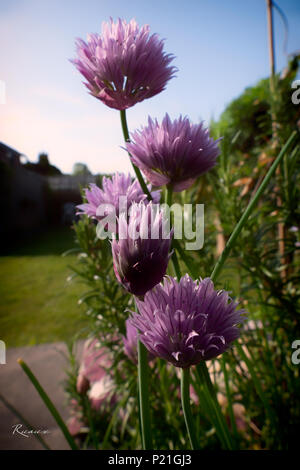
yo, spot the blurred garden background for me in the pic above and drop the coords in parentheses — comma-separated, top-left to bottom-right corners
(0, 0, 300, 451)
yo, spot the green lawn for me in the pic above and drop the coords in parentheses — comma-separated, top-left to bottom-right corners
(0, 228, 89, 347)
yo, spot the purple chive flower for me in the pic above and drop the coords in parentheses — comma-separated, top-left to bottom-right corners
(126, 114, 220, 192)
(112, 202, 173, 296)
(123, 319, 138, 363)
(123, 318, 154, 364)
(71, 18, 176, 110)
(77, 172, 160, 221)
(76, 338, 107, 394)
(130, 275, 245, 368)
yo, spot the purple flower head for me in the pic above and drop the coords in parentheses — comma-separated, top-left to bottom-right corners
(122, 318, 138, 364)
(76, 338, 107, 394)
(130, 275, 246, 368)
(112, 202, 173, 296)
(88, 376, 116, 411)
(126, 114, 220, 192)
(71, 18, 176, 110)
(123, 318, 154, 364)
(77, 172, 160, 222)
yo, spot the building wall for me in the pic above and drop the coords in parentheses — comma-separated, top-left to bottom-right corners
(0, 164, 47, 241)
(0, 145, 98, 244)
(47, 174, 97, 191)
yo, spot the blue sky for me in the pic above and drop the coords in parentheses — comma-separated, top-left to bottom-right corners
(0, 0, 299, 174)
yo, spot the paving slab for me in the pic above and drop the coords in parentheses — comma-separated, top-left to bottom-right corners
(0, 341, 84, 450)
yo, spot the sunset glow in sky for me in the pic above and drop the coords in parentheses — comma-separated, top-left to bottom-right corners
(0, 0, 299, 175)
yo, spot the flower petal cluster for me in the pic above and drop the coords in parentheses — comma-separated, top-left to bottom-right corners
(71, 18, 176, 110)
(122, 318, 139, 364)
(112, 202, 173, 296)
(126, 114, 220, 191)
(130, 275, 245, 368)
(77, 173, 160, 222)
(76, 338, 107, 393)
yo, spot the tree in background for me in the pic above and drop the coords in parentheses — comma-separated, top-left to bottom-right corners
(72, 162, 91, 176)
(213, 54, 300, 154)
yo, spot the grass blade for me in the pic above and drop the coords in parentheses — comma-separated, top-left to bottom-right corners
(18, 358, 78, 450)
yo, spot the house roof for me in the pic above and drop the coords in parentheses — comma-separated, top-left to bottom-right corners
(0, 142, 22, 157)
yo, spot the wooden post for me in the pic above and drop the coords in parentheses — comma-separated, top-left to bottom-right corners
(266, 0, 287, 279)
(266, 0, 275, 79)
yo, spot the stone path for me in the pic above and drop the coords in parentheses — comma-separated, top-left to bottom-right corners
(0, 342, 83, 450)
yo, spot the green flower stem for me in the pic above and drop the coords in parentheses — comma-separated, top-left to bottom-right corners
(137, 338, 153, 449)
(191, 368, 228, 449)
(181, 368, 199, 449)
(221, 356, 238, 443)
(102, 390, 131, 449)
(84, 395, 99, 450)
(166, 185, 182, 279)
(18, 359, 78, 450)
(196, 361, 234, 450)
(166, 184, 173, 207)
(210, 130, 298, 283)
(235, 343, 276, 429)
(120, 109, 152, 200)
(173, 239, 198, 279)
(171, 248, 182, 279)
(166, 186, 198, 279)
